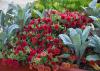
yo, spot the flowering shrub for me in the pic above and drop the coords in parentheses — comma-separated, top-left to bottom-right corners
(43, 10, 94, 29)
(15, 18, 65, 65)
(13, 10, 94, 66)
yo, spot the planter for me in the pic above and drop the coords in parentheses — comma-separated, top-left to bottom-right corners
(0, 64, 30, 71)
(0, 59, 31, 71)
(58, 62, 87, 71)
(0, 63, 87, 71)
(0, 60, 87, 71)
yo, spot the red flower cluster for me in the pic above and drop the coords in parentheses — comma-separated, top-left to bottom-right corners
(44, 10, 94, 29)
(15, 10, 94, 65)
(15, 17, 65, 64)
(60, 11, 93, 29)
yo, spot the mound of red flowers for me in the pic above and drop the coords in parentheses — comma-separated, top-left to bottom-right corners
(14, 10, 93, 65)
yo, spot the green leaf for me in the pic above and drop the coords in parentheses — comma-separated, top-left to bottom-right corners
(41, 56, 47, 64)
(7, 24, 19, 36)
(82, 26, 91, 43)
(52, 57, 58, 62)
(0, 10, 5, 26)
(33, 10, 43, 18)
(59, 34, 72, 45)
(8, 53, 15, 59)
(4, 24, 19, 44)
(58, 54, 70, 58)
(89, 0, 97, 9)
(89, 35, 100, 53)
(86, 55, 100, 61)
(0, 52, 3, 58)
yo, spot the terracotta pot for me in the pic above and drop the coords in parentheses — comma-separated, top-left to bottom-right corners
(36, 65, 51, 71)
(0, 64, 31, 71)
(59, 62, 87, 71)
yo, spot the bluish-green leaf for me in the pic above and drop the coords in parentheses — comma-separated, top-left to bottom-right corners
(86, 55, 100, 61)
(59, 34, 72, 45)
(82, 26, 91, 43)
(89, 0, 97, 9)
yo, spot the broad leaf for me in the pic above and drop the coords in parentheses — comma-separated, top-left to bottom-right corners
(82, 26, 91, 43)
(89, 16, 98, 20)
(89, 0, 97, 9)
(33, 10, 43, 18)
(59, 34, 72, 45)
(58, 54, 70, 58)
(0, 10, 5, 26)
(86, 55, 100, 61)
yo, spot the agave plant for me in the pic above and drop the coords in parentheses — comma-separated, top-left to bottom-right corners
(83, 0, 100, 28)
(0, 11, 19, 48)
(0, 2, 34, 46)
(89, 35, 100, 53)
(7, 3, 32, 27)
(59, 26, 91, 64)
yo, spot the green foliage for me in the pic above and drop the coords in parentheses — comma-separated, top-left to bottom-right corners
(58, 54, 70, 59)
(83, 0, 100, 28)
(34, 0, 92, 12)
(59, 26, 91, 64)
(7, 3, 32, 27)
(86, 54, 100, 61)
(0, 9, 19, 47)
(0, 3, 34, 48)
(89, 35, 100, 53)
(0, 24, 19, 44)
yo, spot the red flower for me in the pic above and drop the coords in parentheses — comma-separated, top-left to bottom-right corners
(31, 37, 38, 45)
(47, 36, 53, 41)
(29, 20, 34, 25)
(42, 18, 52, 23)
(21, 35, 27, 40)
(48, 53, 53, 60)
(28, 49, 36, 62)
(42, 24, 48, 30)
(54, 24, 59, 31)
(30, 49, 37, 56)
(36, 34, 41, 39)
(37, 18, 41, 23)
(37, 47, 45, 53)
(60, 14, 66, 19)
(51, 62, 56, 65)
(80, 25, 86, 29)
(47, 47, 52, 53)
(53, 38, 59, 43)
(70, 21, 77, 27)
(46, 18, 52, 23)
(14, 45, 26, 54)
(21, 40, 28, 47)
(53, 48, 61, 55)
(66, 16, 71, 22)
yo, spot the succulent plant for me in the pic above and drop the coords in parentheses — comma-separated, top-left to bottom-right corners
(0, 2, 33, 48)
(82, 0, 100, 28)
(59, 26, 91, 64)
(7, 3, 32, 27)
(89, 35, 100, 53)
(0, 10, 19, 48)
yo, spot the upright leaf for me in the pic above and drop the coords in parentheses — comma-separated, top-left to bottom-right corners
(82, 26, 91, 43)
